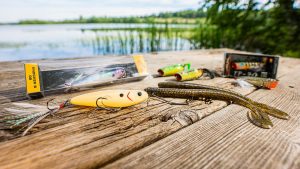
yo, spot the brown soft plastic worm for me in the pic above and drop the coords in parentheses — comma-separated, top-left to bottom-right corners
(144, 87, 285, 129)
(158, 82, 290, 120)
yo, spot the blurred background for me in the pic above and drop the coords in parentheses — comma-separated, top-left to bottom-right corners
(0, 0, 299, 61)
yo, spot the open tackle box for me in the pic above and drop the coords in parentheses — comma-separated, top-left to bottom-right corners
(223, 52, 280, 78)
(24, 55, 148, 99)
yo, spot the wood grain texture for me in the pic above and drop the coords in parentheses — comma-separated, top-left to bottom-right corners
(0, 49, 299, 169)
(103, 65, 300, 169)
(0, 49, 231, 103)
(0, 78, 241, 169)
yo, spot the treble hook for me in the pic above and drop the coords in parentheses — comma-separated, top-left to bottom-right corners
(95, 97, 120, 112)
(95, 97, 107, 108)
(46, 98, 57, 111)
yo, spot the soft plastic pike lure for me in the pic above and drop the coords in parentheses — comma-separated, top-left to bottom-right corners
(145, 82, 289, 129)
(0, 90, 148, 136)
(157, 82, 289, 120)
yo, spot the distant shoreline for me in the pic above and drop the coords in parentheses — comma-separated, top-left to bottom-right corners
(0, 9, 205, 25)
(0, 18, 200, 25)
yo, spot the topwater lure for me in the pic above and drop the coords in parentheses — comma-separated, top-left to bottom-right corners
(158, 63, 191, 76)
(0, 90, 148, 136)
(238, 77, 279, 89)
(145, 82, 290, 129)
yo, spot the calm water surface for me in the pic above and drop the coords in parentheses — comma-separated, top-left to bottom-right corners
(0, 24, 195, 62)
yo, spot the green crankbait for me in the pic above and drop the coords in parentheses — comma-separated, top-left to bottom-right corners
(158, 63, 191, 76)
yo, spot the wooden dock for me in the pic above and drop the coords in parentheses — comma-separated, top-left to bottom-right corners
(0, 49, 299, 169)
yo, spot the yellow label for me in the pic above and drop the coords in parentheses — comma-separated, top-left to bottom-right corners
(24, 63, 41, 94)
(133, 55, 148, 75)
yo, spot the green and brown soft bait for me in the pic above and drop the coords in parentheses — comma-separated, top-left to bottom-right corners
(145, 82, 290, 129)
(239, 77, 279, 89)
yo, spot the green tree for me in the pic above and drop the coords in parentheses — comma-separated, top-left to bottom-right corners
(195, 0, 300, 57)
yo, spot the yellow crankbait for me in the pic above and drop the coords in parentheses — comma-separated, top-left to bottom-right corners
(1, 90, 148, 136)
(70, 90, 148, 108)
(174, 69, 203, 81)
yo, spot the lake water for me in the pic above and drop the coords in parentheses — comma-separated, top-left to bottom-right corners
(0, 24, 195, 62)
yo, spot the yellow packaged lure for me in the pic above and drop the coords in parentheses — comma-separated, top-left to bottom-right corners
(0, 90, 148, 136)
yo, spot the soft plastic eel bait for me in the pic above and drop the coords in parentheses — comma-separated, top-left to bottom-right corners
(145, 82, 290, 129)
(0, 90, 148, 136)
(157, 82, 289, 120)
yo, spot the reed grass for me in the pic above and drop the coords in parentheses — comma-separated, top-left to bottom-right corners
(85, 23, 194, 55)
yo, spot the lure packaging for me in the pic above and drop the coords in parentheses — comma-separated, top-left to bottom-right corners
(24, 55, 148, 99)
(224, 53, 279, 78)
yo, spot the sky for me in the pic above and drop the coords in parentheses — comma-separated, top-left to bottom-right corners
(0, 0, 200, 22)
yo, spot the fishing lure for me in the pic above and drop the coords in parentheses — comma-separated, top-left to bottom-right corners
(238, 77, 279, 89)
(145, 82, 290, 129)
(0, 90, 148, 136)
(231, 62, 265, 71)
(157, 82, 289, 120)
(174, 68, 217, 81)
(158, 63, 191, 76)
(65, 67, 127, 87)
(145, 87, 273, 129)
(174, 68, 203, 81)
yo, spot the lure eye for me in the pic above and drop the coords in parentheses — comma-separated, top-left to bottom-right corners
(120, 93, 124, 97)
(137, 92, 142, 96)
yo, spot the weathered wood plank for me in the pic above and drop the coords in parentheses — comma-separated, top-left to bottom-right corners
(103, 65, 300, 169)
(0, 76, 246, 168)
(0, 49, 299, 169)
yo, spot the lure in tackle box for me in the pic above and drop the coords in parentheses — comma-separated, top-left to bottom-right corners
(231, 62, 265, 71)
(0, 90, 148, 136)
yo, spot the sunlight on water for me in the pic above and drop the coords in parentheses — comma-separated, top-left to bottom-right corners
(0, 24, 195, 61)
